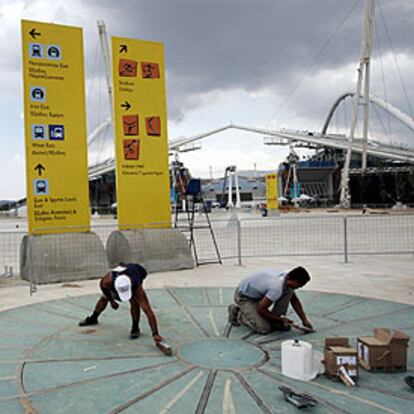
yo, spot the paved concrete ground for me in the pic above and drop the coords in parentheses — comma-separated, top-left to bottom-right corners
(0, 256, 413, 413)
(1, 254, 413, 311)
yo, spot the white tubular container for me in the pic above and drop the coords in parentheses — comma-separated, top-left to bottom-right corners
(281, 339, 317, 381)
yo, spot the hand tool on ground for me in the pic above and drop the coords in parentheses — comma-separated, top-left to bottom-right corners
(290, 322, 315, 334)
(279, 386, 318, 409)
(337, 365, 356, 387)
(156, 341, 173, 356)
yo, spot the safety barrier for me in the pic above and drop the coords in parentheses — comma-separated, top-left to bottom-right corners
(1, 213, 413, 290)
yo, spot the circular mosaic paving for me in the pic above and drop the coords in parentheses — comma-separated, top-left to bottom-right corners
(177, 338, 267, 370)
(0, 288, 413, 413)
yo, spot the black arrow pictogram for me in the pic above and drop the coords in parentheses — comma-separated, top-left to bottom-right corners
(120, 44, 128, 53)
(121, 101, 131, 111)
(34, 163, 45, 176)
(29, 28, 41, 40)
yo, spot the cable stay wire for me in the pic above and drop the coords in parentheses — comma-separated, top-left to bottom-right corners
(266, 0, 361, 127)
(378, 0, 414, 119)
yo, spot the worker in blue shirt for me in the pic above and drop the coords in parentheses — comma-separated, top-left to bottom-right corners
(228, 266, 313, 334)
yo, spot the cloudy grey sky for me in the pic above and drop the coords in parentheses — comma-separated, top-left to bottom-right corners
(1, 0, 414, 199)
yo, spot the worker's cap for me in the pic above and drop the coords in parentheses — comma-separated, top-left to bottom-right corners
(114, 275, 132, 302)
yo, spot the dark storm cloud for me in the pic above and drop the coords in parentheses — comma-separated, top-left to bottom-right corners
(8, 0, 412, 124)
(93, 0, 361, 87)
(82, 0, 414, 122)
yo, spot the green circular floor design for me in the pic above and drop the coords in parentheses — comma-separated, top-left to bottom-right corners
(177, 338, 267, 370)
(0, 288, 413, 414)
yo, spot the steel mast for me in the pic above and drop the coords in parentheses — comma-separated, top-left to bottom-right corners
(97, 20, 114, 119)
(339, 0, 375, 208)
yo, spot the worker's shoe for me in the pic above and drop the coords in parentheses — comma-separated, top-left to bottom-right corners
(129, 328, 141, 340)
(228, 304, 240, 326)
(78, 315, 98, 327)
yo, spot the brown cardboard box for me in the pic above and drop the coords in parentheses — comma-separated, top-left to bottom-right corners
(324, 338, 358, 380)
(357, 328, 410, 372)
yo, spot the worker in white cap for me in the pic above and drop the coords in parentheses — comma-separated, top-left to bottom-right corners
(79, 263, 163, 343)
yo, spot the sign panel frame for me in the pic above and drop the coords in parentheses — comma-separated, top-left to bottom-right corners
(112, 37, 171, 229)
(22, 20, 90, 234)
(266, 173, 279, 210)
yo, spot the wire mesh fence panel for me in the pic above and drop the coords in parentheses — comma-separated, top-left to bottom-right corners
(0, 230, 27, 278)
(91, 223, 118, 247)
(346, 214, 414, 254)
(191, 218, 238, 262)
(239, 216, 345, 258)
(2, 214, 414, 284)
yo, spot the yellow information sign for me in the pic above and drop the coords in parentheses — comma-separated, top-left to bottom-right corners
(266, 173, 279, 210)
(22, 20, 90, 234)
(112, 37, 171, 228)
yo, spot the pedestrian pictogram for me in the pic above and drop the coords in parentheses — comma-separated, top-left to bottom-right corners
(47, 45, 61, 60)
(49, 125, 65, 140)
(119, 59, 137, 77)
(141, 62, 160, 79)
(30, 86, 46, 102)
(32, 124, 47, 140)
(145, 116, 161, 136)
(34, 163, 46, 176)
(33, 179, 49, 195)
(122, 115, 139, 136)
(29, 43, 43, 58)
(123, 139, 140, 160)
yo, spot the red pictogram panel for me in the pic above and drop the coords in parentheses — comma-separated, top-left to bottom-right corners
(141, 62, 160, 79)
(145, 116, 161, 136)
(119, 59, 138, 77)
(123, 139, 140, 160)
(122, 115, 139, 135)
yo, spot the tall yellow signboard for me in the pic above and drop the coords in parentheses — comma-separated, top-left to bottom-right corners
(266, 173, 279, 210)
(22, 21, 90, 234)
(112, 37, 171, 229)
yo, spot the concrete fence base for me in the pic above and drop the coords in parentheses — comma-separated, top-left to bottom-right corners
(106, 228, 194, 272)
(20, 232, 107, 284)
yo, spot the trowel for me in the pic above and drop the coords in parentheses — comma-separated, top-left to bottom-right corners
(291, 323, 315, 334)
(156, 341, 173, 356)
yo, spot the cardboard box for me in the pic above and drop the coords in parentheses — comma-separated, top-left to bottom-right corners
(357, 328, 410, 372)
(324, 337, 358, 380)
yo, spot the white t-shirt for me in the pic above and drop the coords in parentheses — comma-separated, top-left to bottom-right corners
(238, 268, 287, 303)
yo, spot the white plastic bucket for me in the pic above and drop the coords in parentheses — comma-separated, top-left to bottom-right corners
(281, 339, 323, 381)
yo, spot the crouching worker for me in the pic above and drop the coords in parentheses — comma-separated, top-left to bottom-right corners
(79, 263, 163, 343)
(228, 266, 313, 334)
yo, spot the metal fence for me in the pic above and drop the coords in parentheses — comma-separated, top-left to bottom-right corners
(0, 230, 26, 278)
(1, 214, 414, 281)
